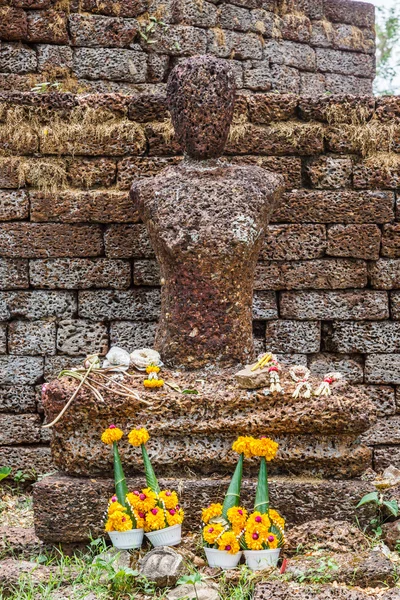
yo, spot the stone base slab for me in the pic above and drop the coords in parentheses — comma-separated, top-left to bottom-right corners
(33, 474, 375, 544)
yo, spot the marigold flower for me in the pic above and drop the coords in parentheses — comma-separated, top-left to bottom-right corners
(249, 437, 279, 461)
(134, 510, 145, 529)
(217, 531, 240, 555)
(227, 506, 248, 533)
(202, 523, 225, 545)
(105, 510, 133, 532)
(126, 487, 157, 513)
(101, 425, 123, 445)
(201, 503, 222, 524)
(232, 436, 256, 458)
(146, 365, 160, 374)
(246, 512, 271, 535)
(165, 507, 184, 527)
(144, 378, 164, 388)
(245, 528, 265, 550)
(128, 428, 150, 447)
(269, 508, 285, 530)
(145, 507, 166, 532)
(108, 500, 126, 516)
(159, 490, 179, 510)
(266, 532, 279, 549)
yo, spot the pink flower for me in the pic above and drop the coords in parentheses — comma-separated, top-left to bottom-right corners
(109, 424, 116, 429)
(169, 509, 176, 515)
(225, 545, 231, 551)
(268, 535, 275, 542)
(252, 533, 259, 540)
(111, 495, 117, 502)
(255, 516, 262, 523)
(151, 508, 158, 515)
(139, 493, 146, 501)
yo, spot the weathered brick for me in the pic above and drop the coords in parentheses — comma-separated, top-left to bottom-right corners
(0, 356, 43, 385)
(358, 385, 396, 418)
(328, 322, 400, 354)
(226, 123, 324, 155)
(370, 260, 400, 290)
(0, 291, 76, 320)
(264, 40, 316, 71)
(252, 290, 278, 320)
(0, 386, 37, 413)
(298, 96, 375, 124)
(30, 259, 131, 290)
(78, 289, 161, 321)
(221, 156, 302, 189)
(172, 0, 217, 27)
(354, 159, 400, 190)
(247, 94, 298, 124)
(280, 13, 311, 42)
(273, 190, 394, 224)
(242, 60, 272, 92)
(145, 123, 182, 156)
(310, 21, 374, 54)
(73, 48, 147, 83)
(104, 224, 154, 258)
(218, 4, 252, 31)
(110, 320, 157, 349)
(11, 0, 53, 7)
(57, 319, 108, 356)
(265, 320, 320, 353)
(255, 259, 367, 290)
(309, 353, 364, 383)
(316, 48, 374, 77)
(0, 190, 28, 221)
(134, 259, 160, 286)
(127, 93, 168, 122)
(117, 156, 181, 189)
(390, 292, 400, 320)
(250, 8, 276, 37)
(0, 43, 37, 74)
(44, 355, 85, 381)
(140, 24, 207, 56)
(280, 291, 389, 320)
(0, 259, 28, 289)
(324, 0, 375, 28)
(325, 73, 373, 95)
(8, 321, 56, 356)
(0, 158, 21, 188)
(261, 224, 326, 260)
(374, 447, 400, 472)
(27, 10, 69, 44)
(207, 29, 262, 60)
(0, 414, 42, 445)
(79, 0, 147, 17)
(326, 224, 381, 260)
(376, 97, 400, 123)
(0, 324, 6, 354)
(67, 158, 116, 188)
(300, 72, 326, 95)
(0, 446, 52, 478)
(365, 355, 400, 384)
(146, 53, 170, 83)
(305, 156, 352, 189)
(69, 14, 138, 47)
(37, 45, 73, 74)
(361, 416, 400, 446)
(269, 64, 301, 94)
(0, 223, 103, 257)
(0, 6, 27, 40)
(30, 191, 138, 223)
(382, 225, 400, 258)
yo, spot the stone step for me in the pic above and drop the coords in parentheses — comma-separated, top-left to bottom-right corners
(33, 474, 375, 544)
(254, 581, 400, 600)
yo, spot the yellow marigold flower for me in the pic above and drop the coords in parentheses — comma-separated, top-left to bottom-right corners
(269, 508, 285, 530)
(202, 503, 222, 524)
(126, 488, 157, 513)
(105, 510, 133, 532)
(159, 490, 179, 510)
(108, 498, 126, 516)
(246, 512, 271, 535)
(202, 523, 225, 545)
(128, 428, 150, 447)
(146, 365, 160, 374)
(101, 425, 123, 445)
(166, 507, 184, 527)
(217, 531, 240, 555)
(232, 436, 256, 458)
(144, 378, 164, 388)
(227, 506, 247, 533)
(134, 511, 145, 530)
(245, 528, 265, 551)
(250, 437, 279, 461)
(266, 531, 279, 549)
(145, 507, 166, 532)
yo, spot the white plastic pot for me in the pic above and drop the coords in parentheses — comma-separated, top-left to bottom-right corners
(108, 528, 144, 550)
(244, 548, 281, 571)
(204, 547, 242, 569)
(145, 524, 182, 547)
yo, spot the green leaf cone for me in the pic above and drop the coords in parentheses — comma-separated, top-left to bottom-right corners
(112, 442, 136, 527)
(254, 456, 269, 515)
(141, 444, 160, 494)
(222, 453, 244, 519)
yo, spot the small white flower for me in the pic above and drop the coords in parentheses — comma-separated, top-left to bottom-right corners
(130, 348, 162, 369)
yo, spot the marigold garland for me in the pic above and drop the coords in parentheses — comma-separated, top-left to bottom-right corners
(249, 437, 279, 461)
(202, 523, 225, 544)
(101, 425, 123, 445)
(108, 499, 126, 516)
(217, 531, 240, 555)
(128, 427, 150, 447)
(105, 510, 133, 532)
(165, 507, 184, 527)
(126, 488, 157, 513)
(145, 507, 166, 531)
(201, 503, 223, 524)
(226, 506, 248, 534)
(159, 490, 179, 510)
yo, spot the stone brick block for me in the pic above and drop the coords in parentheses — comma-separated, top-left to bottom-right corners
(226, 123, 324, 155)
(145, 122, 182, 155)
(27, 10, 69, 44)
(300, 72, 326, 95)
(8, 321, 56, 356)
(127, 93, 168, 122)
(207, 29, 262, 60)
(0, 414, 42, 446)
(242, 60, 272, 92)
(73, 48, 147, 83)
(298, 96, 375, 123)
(0, 259, 28, 289)
(281, 290, 389, 320)
(104, 224, 154, 258)
(140, 24, 207, 56)
(316, 48, 374, 77)
(147, 53, 169, 83)
(305, 156, 352, 189)
(218, 4, 253, 31)
(273, 190, 394, 224)
(269, 64, 301, 94)
(265, 320, 320, 353)
(0, 224, 103, 258)
(30, 191, 139, 223)
(172, 0, 217, 27)
(37, 45, 73, 74)
(250, 8, 276, 37)
(361, 416, 400, 446)
(0, 356, 43, 385)
(311, 21, 374, 54)
(264, 40, 316, 71)
(374, 447, 400, 472)
(365, 355, 400, 384)
(328, 322, 400, 354)
(354, 159, 400, 190)
(370, 260, 400, 290)
(359, 385, 396, 418)
(390, 292, 400, 320)
(247, 94, 298, 124)
(255, 259, 367, 291)
(0, 386, 37, 413)
(279, 13, 311, 43)
(252, 290, 277, 320)
(117, 156, 181, 189)
(0, 291, 76, 320)
(134, 259, 160, 286)
(382, 225, 400, 258)
(67, 158, 116, 188)
(326, 224, 381, 260)
(30, 259, 131, 290)
(110, 320, 157, 349)
(0, 158, 21, 188)
(78, 289, 161, 321)
(221, 156, 302, 189)
(0, 324, 6, 354)
(44, 356, 85, 381)
(376, 97, 400, 123)
(261, 224, 326, 260)
(0, 7, 27, 40)
(325, 73, 373, 95)
(309, 353, 364, 383)
(0, 446, 52, 478)
(79, 0, 148, 17)
(0, 43, 37, 74)
(69, 14, 138, 47)
(0, 190, 28, 221)
(324, 0, 375, 28)
(57, 319, 109, 356)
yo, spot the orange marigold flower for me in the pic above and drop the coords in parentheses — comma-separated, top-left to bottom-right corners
(202, 503, 222, 524)
(107, 499, 126, 516)
(202, 523, 225, 545)
(227, 506, 247, 533)
(128, 428, 150, 447)
(159, 490, 179, 510)
(146, 365, 160, 374)
(105, 510, 133, 532)
(232, 436, 255, 458)
(249, 437, 279, 461)
(165, 507, 184, 527)
(126, 488, 157, 513)
(217, 531, 240, 555)
(269, 508, 285, 530)
(145, 507, 166, 532)
(101, 425, 123, 445)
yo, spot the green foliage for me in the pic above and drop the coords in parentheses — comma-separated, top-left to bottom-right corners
(139, 16, 168, 44)
(254, 456, 269, 515)
(0, 467, 11, 482)
(141, 443, 160, 494)
(375, 4, 400, 95)
(357, 490, 400, 536)
(177, 572, 204, 600)
(221, 453, 243, 519)
(297, 557, 339, 585)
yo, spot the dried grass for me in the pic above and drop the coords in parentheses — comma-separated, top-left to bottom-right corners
(325, 102, 372, 126)
(364, 151, 400, 171)
(18, 158, 67, 194)
(273, 121, 324, 148)
(0, 105, 39, 155)
(328, 121, 397, 157)
(228, 113, 251, 143)
(151, 117, 175, 144)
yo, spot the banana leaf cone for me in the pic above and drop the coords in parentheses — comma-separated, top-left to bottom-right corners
(112, 441, 136, 526)
(254, 456, 269, 515)
(221, 452, 244, 519)
(141, 443, 161, 494)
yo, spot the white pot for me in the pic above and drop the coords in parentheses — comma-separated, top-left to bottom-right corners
(145, 524, 181, 547)
(244, 548, 281, 571)
(108, 528, 144, 550)
(204, 547, 242, 569)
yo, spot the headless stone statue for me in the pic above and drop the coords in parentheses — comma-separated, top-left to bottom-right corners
(130, 56, 284, 369)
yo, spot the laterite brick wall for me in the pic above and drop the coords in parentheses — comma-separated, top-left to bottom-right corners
(0, 0, 375, 95)
(1, 92, 400, 479)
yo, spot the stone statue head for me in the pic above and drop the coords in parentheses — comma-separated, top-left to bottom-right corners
(167, 55, 236, 160)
